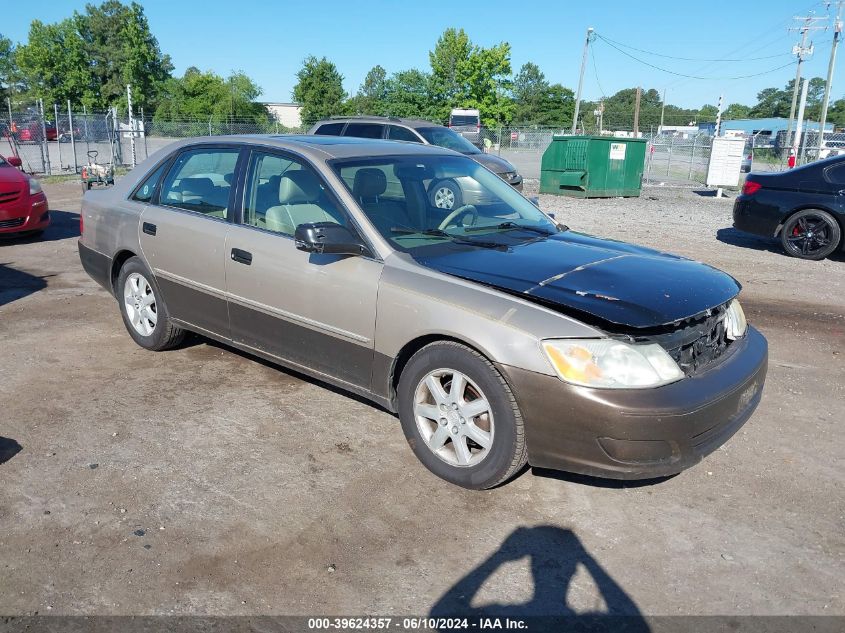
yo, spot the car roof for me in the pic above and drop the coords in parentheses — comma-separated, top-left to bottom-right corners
(168, 134, 456, 160)
(314, 116, 442, 130)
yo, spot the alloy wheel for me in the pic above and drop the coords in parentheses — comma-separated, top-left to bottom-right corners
(123, 273, 157, 336)
(433, 186, 456, 209)
(784, 214, 835, 258)
(413, 368, 494, 467)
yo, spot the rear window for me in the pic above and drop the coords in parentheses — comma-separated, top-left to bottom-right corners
(450, 115, 479, 127)
(387, 126, 421, 143)
(343, 123, 384, 139)
(314, 122, 345, 136)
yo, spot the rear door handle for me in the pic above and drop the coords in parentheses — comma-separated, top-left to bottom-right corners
(231, 248, 253, 265)
(142, 222, 156, 236)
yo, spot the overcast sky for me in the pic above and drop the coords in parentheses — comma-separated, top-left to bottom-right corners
(4, 0, 842, 109)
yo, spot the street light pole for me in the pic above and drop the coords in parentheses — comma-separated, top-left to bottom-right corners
(571, 26, 594, 135)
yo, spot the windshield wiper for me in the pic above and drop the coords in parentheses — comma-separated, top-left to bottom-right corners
(390, 227, 506, 249)
(464, 221, 556, 235)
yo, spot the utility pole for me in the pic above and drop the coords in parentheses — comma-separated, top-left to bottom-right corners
(794, 78, 810, 165)
(786, 16, 826, 152)
(126, 84, 136, 168)
(571, 26, 594, 135)
(659, 88, 667, 134)
(633, 86, 642, 137)
(819, 1, 844, 145)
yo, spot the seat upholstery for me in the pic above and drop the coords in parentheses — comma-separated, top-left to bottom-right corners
(352, 168, 411, 234)
(265, 170, 342, 235)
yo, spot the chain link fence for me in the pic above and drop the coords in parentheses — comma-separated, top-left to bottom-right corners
(3, 104, 842, 188)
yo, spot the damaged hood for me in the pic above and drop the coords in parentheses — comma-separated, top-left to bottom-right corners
(415, 231, 741, 328)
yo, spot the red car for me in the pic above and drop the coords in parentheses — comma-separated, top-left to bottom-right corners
(0, 154, 50, 236)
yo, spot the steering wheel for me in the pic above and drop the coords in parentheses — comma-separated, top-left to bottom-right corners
(438, 204, 478, 231)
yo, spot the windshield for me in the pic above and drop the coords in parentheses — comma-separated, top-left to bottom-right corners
(417, 127, 481, 155)
(332, 154, 557, 253)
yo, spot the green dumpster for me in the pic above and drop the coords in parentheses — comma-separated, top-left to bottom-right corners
(540, 135, 646, 198)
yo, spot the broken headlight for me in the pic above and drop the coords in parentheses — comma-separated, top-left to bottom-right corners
(724, 299, 747, 341)
(542, 339, 684, 389)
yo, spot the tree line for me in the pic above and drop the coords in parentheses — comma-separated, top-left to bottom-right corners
(2, 4, 844, 132)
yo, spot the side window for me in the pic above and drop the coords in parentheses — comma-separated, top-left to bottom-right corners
(243, 151, 347, 237)
(131, 161, 168, 202)
(825, 163, 845, 185)
(387, 126, 421, 143)
(158, 148, 240, 218)
(343, 123, 384, 139)
(314, 122, 345, 136)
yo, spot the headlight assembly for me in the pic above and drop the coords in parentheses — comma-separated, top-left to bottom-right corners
(542, 339, 684, 389)
(29, 177, 42, 195)
(724, 299, 747, 340)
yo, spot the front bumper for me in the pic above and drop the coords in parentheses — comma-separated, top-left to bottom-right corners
(501, 326, 768, 479)
(0, 194, 50, 234)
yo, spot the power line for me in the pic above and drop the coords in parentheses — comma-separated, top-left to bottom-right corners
(596, 33, 792, 62)
(595, 35, 797, 80)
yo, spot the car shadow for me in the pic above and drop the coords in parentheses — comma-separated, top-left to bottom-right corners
(429, 525, 649, 631)
(0, 209, 81, 244)
(716, 227, 845, 262)
(531, 467, 676, 489)
(0, 262, 51, 306)
(0, 437, 22, 465)
(693, 189, 735, 198)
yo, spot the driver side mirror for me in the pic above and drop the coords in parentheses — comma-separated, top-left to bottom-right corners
(295, 222, 368, 256)
(7, 156, 23, 169)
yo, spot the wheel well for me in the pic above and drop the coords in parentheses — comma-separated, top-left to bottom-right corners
(388, 334, 490, 406)
(110, 250, 136, 294)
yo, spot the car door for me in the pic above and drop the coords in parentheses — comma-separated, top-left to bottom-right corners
(224, 148, 382, 388)
(139, 145, 244, 338)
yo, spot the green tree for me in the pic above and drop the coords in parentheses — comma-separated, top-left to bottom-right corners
(0, 33, 17, 103)
(511, 62, 573, 126)
(75, 1, 172, 111)
(155, 67, 267, 122)
(292, 56, 346, 126)
(723, 103, 751, 120)
(382, 69, 435, 119)
(698, 104, 719, 119)
(428, 28, 514, 127)
(15, 19, 96, 107)
(349, 64, 388, 115)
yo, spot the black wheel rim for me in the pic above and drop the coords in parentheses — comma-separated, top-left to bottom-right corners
(785, 215, 833, 257)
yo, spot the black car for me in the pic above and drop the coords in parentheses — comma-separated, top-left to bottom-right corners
(733, 156, 845, 260)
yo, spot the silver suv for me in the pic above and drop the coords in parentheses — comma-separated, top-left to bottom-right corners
(310, 116, 522, 206)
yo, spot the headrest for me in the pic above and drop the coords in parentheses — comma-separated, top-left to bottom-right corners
(180, 177, 214, 195)
(352, 168, 387, 199)
(278, 170, 321, 204)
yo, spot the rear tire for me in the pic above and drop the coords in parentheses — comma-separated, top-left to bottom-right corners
(780, 209, 841, 260)
(117, 257, 185, 351)
(397, 341, 527, 489)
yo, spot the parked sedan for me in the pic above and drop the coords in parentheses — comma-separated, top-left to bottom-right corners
(733, 155, 845, 260)
(0, 154, 50, 236)
(78, 135, 767, 489)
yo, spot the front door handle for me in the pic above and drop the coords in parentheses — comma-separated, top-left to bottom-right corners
(142, 222, 156, 236)
(231, 248, 253, 265)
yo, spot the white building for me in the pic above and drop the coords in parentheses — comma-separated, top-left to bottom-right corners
(263, 103, 303, 129)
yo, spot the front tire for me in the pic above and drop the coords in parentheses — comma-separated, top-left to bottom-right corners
(117, 257, 185, 351)
(780, 209, 841, 260)
(429, 179, 463, 210)
(397, 342, 527, 489)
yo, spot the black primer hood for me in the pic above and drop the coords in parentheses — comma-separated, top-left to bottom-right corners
(415, 231, 741, 329)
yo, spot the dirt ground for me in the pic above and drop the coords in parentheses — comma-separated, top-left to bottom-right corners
(0, 180, 843, 621)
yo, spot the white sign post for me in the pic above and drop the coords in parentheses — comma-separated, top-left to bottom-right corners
(705, 137, 745, 196)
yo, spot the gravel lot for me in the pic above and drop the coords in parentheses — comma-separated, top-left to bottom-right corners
(1, 180, 843, 622)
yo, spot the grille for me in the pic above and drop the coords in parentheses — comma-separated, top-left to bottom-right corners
(0, 189, 22, 205)
(0, 217, 25, 229)
(662, 306, 732, 375)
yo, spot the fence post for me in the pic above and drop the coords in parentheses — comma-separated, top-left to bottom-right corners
(140, 107, 148, 159)
(666, 136, 673, 177)
(54, 103, 63, 172)
(39, 99, 51, 175)
(688, 135, 697, 181)
(68, 101, 78, 174)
